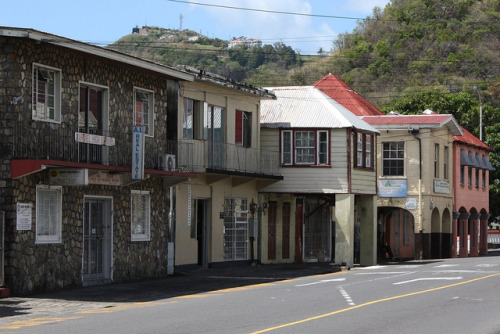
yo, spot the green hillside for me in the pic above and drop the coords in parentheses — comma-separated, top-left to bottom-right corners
(107, 1, 500, 217)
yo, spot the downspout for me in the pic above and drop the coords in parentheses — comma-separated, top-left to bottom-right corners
(410, 129, 423, 260)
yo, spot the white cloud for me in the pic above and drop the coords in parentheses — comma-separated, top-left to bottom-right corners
(190, 0, 338, 53)
(344, 0, 391, 15)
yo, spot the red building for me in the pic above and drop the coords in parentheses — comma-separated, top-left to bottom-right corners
(453, 128, 494, 257)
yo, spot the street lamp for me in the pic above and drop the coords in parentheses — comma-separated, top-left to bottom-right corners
(474, 86, 483, 141)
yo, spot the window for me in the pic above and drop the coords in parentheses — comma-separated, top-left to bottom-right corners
(281, 130, 329, 166)
(36, 185, 62, 244)
(131, 190, 150, 241)
(468, 167, 472, 187)
(32, 64, 61, 122)
(443, 146, 449, 179)
(434, 144, 440, 178)
(476, 168, 480, 188)
(281, 131, 292, 165)
(355, 132, 374, 169)
(134, 88, 154, 136)
(183, 98, 199, 139)
(382, 142, 404, 176)
(460, 165, 465, 185)
(235, 110, 252, 147)
(483, 169, 486, 188)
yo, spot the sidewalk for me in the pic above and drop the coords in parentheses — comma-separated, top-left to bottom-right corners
(0, 262, 335, 323)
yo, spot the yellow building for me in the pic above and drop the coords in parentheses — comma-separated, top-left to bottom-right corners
(173, 67, 280, 269)
(363, 111, 462, 260)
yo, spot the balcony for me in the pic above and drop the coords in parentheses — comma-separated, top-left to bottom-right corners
(11, 123, 175, 173)
(176, 140, 281, 177)
(10, 123, 281, 178)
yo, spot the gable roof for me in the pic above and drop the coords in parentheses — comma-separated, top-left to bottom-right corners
(260, 86, 378, 133)
(313, 74, 383, 116)
(0, 26, 194, 81)
(362, 113, 463, 136)
(454, 127, 491, 151)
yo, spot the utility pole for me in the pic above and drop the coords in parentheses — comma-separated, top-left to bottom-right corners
(179, 14, 184, 31)
(474, 86, 483, 141)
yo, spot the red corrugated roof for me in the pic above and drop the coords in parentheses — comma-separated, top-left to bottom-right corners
(313, 74, 383, 116)
(363, 114, 453, 125)
(454, 127, 490, 151)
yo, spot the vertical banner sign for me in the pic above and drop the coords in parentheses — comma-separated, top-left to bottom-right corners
(132, 126, 145, 180)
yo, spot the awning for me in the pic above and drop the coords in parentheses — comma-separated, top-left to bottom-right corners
(460, 149, 473, 166)
(468, 151, 481, 168)
(483, 155, 495, 171)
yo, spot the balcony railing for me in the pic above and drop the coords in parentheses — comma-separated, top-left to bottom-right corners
(177, 139, 280, 176)
(11, 123, 174, 171)
(11, 124, 281, 177)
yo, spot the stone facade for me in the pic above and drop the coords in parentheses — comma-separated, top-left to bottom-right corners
(1, 32, 185, 295)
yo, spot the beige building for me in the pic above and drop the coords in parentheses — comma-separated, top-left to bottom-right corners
(259, 86, 379, 267)
(173, 67, 280, 269)
(363, 111, 462, 260)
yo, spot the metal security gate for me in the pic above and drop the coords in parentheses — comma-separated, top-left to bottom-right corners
(223, 198, 248, 261)
(303, 197, 331, 262)
(82, 198, 112, 286)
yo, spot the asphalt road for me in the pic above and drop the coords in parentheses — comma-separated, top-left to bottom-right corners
(1, 252, 500, 333)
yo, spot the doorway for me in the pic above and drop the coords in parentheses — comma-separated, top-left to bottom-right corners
(82, 197, 112, 286)
(196, 199, 210, 267)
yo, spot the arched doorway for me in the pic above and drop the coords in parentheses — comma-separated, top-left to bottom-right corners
(442, 208, 452, 258)
(431, 208, 441, 259)
(380, 208, 414, 260)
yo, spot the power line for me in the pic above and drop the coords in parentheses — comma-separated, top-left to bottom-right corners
(166, 0, 366, 21)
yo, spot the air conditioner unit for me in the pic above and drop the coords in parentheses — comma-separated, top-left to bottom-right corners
(164, 154, 176, 171)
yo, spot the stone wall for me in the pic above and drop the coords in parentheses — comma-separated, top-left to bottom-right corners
(1, 35, 175, 295)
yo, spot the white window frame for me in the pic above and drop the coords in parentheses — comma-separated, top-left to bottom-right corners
(32, 63, 62, 123)
(280, 129, 329, 166)
(235, 110, 252, 148)
(36, 185, 62, 244)
(382, 141, 405, 176)
(134, 87, 154, 137)
(281, 130, 293, 165)
(434, 144, 440, 178)
(355, 132, 374, 169)
(443, 146, 449, 180)
(131, 190, 151, 241)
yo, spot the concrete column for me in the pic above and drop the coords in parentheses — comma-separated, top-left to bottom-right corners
(359, 195, 377, 266)
(479, 214, 490, 255)
(334, 194, 355, 266)
(458, 212, 470, 258)
(469, 213, 480, 257)
(451, 211, 459, 258)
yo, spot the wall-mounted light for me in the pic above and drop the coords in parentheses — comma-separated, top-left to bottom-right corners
(250, 199, 268, 215)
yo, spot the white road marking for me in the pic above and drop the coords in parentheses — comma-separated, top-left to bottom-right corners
(355, 272, 409, 275)
(393, 277, 463, 285)
(433, 264, 459, 268)
(475, 264, 498, 268)
(396, 265, 423, 269)
(295, 278, 346, 287)
(337, 286, 355, 306)
(357, 265, 387, 270)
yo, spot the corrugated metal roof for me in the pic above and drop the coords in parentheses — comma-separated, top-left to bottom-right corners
(314, 74, 383, 116)
(260, 86, 378, 133)
(454, 127, 491, 151)
(362, 113, 463, 136)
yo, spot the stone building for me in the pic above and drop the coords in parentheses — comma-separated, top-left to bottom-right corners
(0, 27, 195, 294)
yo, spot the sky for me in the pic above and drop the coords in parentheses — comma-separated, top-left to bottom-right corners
(1, 0, 391, 55)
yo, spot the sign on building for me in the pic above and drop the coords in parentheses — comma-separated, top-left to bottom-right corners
(378, 179, 407, 198)
(132, 126, 145, 180)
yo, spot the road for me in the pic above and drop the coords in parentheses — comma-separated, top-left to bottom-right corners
(1, 255, 500, 333)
